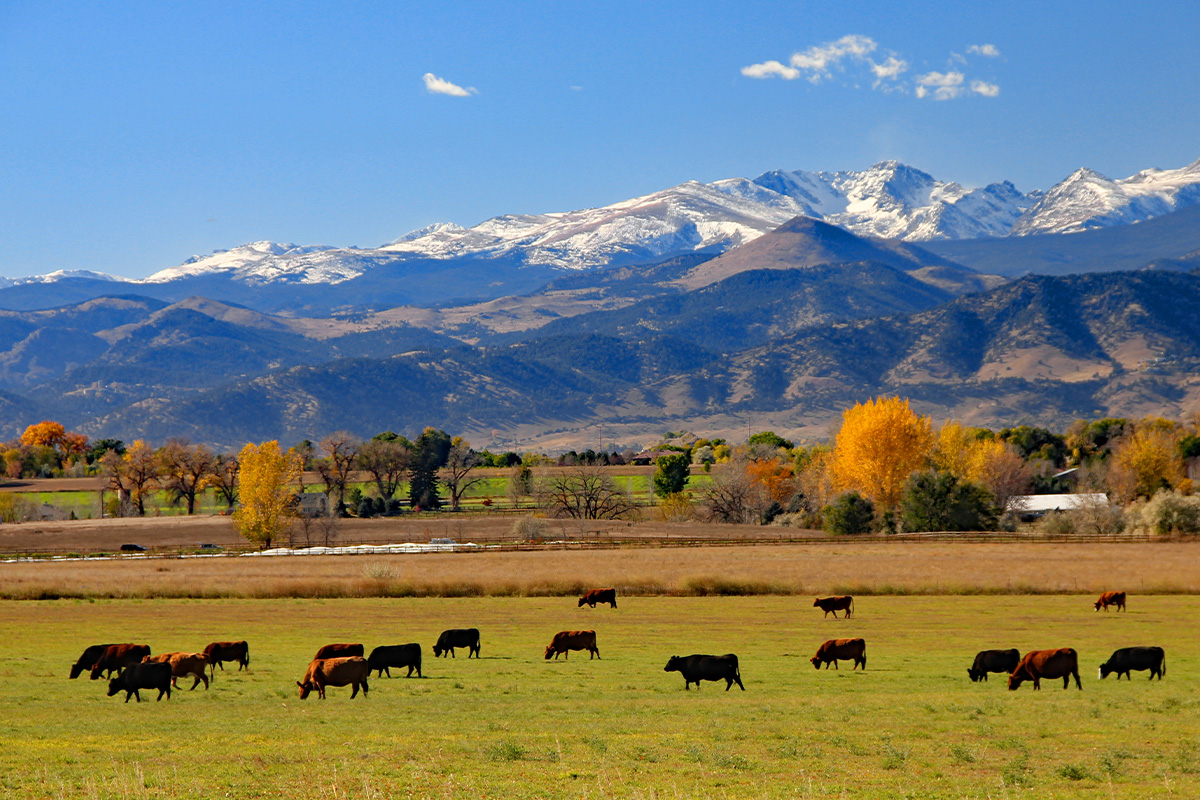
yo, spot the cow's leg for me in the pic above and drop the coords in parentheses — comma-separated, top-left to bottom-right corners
(351, 683, 359, 698)
(1073, 670, 1081, 690)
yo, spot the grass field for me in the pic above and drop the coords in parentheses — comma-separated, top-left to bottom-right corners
(1, 595, 1197, 798)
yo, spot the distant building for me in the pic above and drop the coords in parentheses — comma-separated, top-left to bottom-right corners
(1006, 493, 1108, 521)
(296, 493, 328, 518)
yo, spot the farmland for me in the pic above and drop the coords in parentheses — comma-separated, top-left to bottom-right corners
(1, 595, 1197, 798)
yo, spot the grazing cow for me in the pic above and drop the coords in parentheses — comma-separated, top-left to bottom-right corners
(69, 643, 116, 679)
(578, 588, 618, 609)
(663, 654, 744, 691)
(813, 595, 854, 618)
(1094, 591, 1126, 612)
(367, 644, 422, 678)
(296, 656, 370, 700)
(967, 648, 1021, 682)
(1099, 646, 1166, 681)
(544, 630, 600, 660)
(107, 661, 172, 703)
(90, 644, 151, 680)
(142, 652, 210, 690)
(433, 628, 480, 658)
(314, 643, 364, 660)
(1007, 648, 1082, 691)
(202, 641, 249, 675)
(810, 638, 867, 670)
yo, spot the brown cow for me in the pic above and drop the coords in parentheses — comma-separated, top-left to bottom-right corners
(810, 638, 866, 670)
(89, 644, 151, 680)
(578, 588, 617, 608)
(143, 652, 210, 690)
(1094, 591, 1126, 612)
(1007, 648, 1082, 691)
(314, 643, 364, 660)
(203, 641, 249, 675)
(813, 595, 854, 618)
(544, 630, 600, 660)
(296, 656, 370, 699)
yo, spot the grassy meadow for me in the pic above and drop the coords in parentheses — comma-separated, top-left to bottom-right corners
(1, 595, 1197, 798)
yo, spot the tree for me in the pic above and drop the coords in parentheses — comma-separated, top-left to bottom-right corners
(652, 453, 691, 498)
(442, 437, 484, 511)
(232, 441, 302, 550)
(20, 421, 66, 450)
(313, 432, 360, 514)
(506, 462, 533, 507)
(745, 457, 798, 505)
(409, 428, 452, 510)
(1108, 424, 1185, 502)
(966, 439, 1032, 516)
(209, 452, 240, 510)
(823, 492, 875, 535)
(357, 437, 411, 500)
(899, 471, 998, 532)
(159, 440, 215, 514)
(748, 430, 794, 454)
(535, 466, 638, 520)
(100, 440, 159, 516)
(697, 458, 768, 524)
(829, 396, 934, 510)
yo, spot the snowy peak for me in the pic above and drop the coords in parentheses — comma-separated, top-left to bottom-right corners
(146, 241, 360, 285)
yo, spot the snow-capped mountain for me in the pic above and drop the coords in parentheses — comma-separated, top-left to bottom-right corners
(1011, 159, 1200, 235)
(144, 241, 371, 285)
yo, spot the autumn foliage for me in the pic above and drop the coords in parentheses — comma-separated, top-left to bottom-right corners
(829, 396, 934, 509)
(232, 441, 303, 549)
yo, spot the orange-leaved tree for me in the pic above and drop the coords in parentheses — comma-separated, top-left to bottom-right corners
(829, 396, 934, 509)
(20, 421, 67, 450)
(232, 441, 302, 549)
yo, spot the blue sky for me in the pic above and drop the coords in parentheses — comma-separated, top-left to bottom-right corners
(1, 0, 1197, 279)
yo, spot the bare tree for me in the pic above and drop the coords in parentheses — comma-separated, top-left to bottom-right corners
(159, 440, 216, 514)
(535, 466, 639, 520)
(209, 452, 240, 511)
(442, 439, 484, 511)
(101, 440, 160, 517)
(314, 432, 360, 514)
(357, 437, 410, 501)
(506, 462, 533, 507)
(697, 459, 768, 523)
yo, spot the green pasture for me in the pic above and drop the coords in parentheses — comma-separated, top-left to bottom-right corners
(1, 596, 1196, 798)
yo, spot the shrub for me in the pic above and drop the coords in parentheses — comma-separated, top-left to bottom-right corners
(900, 471, 999, 532)
(823, 492, 875, 535)
(1126, 490, 1200, 536)
(511, 516, 549, 541)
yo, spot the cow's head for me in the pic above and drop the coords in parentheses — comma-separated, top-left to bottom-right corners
(809, 656, 823, 669)
(812, 598, 820, 607)
(1093, 600, 1102, 611)
(544, 645, 556, 660)
(297, 680, 313, 699)
(69, 663, 85, 679)
(663, 656, 681, 673)
(967, 668, 981, 682)
(1006, 673, 1025, 691)
(1099, 663, 1113, 680)
(578, 596, 587, 607)
(432, 645, 443, 657)
(89, 664, 103, 681)
(106, 677, 123, 697)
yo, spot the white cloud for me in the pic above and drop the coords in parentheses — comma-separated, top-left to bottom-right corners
(789, 34, 877, 81)
(741, 60, 802, 80)
(422, 73, 476, 97)
(870, 55, 908, 86)
(967, 43, 1001, 57)
(970, 80, 1000, 97)
(916, 71, 965, 100)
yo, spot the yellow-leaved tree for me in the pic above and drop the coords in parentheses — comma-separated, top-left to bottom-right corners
(1108, 422, 1185, 502)
(829, 396, 934, 509)
(232, 441, 302, 549)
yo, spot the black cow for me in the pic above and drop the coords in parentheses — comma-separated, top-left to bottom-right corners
(69, 643, 116, 679)
(433, 628, 480, 658)
(663, 654, 744, 691)
(967, 648, 1021, 682)
(813, 595, 854, 618)
(107, 661, 173, 703)
(367, 644, 422, 677)
(1099, 646, 1166, 680)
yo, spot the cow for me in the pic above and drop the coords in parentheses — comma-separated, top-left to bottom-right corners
(202, 641, 249, 676)
(89, 644, 151, 680)
(367, 644, 422, 678)
(142, 652, 210, 690)
(107, 661, 172, 703)
(663, 654, 744, 691)
(69, 643, 116, 679)
(314, 643, 364, 660)
(967, 648, 1021, 682)
(1099, 646, 1166, 681)
(544, 630, 600, 660)
(433, 629, 480, 658)
(810, 638, 867, 670)
(1007, 648, 1082, 691)
(813, 595, 854, 618)
(1094, 591, 1126, 612)
(296, 656, 370, 700)
(578, 588, 617, 609)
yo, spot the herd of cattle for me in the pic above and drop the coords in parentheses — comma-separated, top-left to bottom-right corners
(67, 588, 1167, 701)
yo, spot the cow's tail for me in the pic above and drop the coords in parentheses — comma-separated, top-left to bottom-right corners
(1162, 653, 1167, 677)
(850, 597, 855, 617)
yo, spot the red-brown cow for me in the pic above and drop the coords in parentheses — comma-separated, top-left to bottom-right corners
(810, 638, 867, 670)
(314, 643, 364, 660)
(142, 652, 210, 690)
(813, 595, 854, 618)
(1007, 648, 1082, 691)
(1094, 591, 1126, 612)
(296, 656, 370, 699)
(544, 630, 600, 660)
(203, 641, 249, 675)
(578, 588, 617, 608)
(89, 644, 151, 680)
